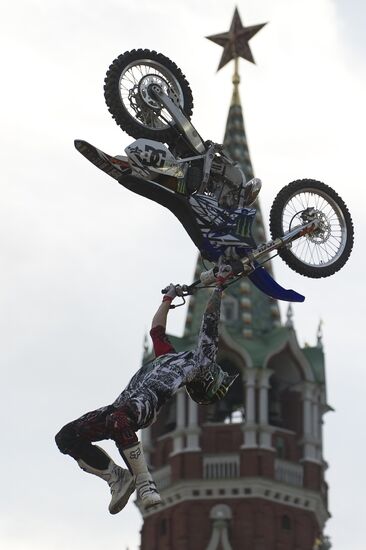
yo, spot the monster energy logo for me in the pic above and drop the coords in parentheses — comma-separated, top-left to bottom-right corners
(236, 215, 251, 237)
(177, 179, 187, 195)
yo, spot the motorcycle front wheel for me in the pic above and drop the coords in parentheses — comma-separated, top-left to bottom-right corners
(270, 179, 354, 278)
(104, 49, 194, 145)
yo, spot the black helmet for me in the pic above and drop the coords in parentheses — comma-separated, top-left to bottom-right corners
(186, 364, 238, 405)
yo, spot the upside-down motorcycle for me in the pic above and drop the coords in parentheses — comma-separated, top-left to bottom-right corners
(75, 49, 354, 302)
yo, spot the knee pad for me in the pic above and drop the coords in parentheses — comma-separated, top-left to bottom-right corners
(107, 408, 138, 448)
(55, 423, 78, 455)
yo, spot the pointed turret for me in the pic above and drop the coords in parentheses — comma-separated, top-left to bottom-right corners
(285, 303, 294, 329)
(223, 58, 254, 183)
(221, 52, 281, 338)
(317, 320, 324, 349)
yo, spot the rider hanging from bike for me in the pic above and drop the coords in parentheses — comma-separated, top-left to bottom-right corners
(55, 262, 238, 515)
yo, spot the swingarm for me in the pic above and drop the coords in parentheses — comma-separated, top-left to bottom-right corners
(149, 85, 206, 154)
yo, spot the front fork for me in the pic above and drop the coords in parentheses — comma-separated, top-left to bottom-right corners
(199, 219, 321, 285)
(244, 218, 320, 267)
(149, 84, 241, 192)
(160, 220, 320, 302)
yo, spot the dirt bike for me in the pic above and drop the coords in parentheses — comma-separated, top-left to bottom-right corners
(75, 49, 354, 303)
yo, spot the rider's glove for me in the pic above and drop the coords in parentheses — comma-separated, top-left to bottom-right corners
(216, 263, 234, 287)
(162, 284, 183, 303)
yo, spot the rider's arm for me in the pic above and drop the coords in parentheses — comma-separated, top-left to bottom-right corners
(151, 298, 172, 331)
(150, 285, 179, 357)
(192, 265, 232, 371)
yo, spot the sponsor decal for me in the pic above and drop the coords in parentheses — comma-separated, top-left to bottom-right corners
(129, 447, 141, 460)
(128, 144, 167, 168)
(236, 215, 251, 237)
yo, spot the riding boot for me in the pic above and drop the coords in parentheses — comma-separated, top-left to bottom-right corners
(77, 446, 135, 514)
(121, 441, 161, 509)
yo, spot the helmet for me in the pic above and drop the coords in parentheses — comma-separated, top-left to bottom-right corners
(186, 364, 239, 405)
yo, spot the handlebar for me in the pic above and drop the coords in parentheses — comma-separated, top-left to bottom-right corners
(161, 281, 202, 309)
(161, 281, 200, 296)
(160, 260, 245, 306)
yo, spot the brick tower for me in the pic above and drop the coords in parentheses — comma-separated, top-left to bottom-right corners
(138, 9, 331, 550)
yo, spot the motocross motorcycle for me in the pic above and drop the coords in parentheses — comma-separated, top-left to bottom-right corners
(75, 49, 354, 302)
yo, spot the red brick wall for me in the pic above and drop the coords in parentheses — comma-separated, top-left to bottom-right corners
(201, 424, 242, 453)
(140, 498, 320, 550)
(240, 448, 275, 477)
(170, 452, 202, 481)
(272, 430, 302, 462)
(303, 461, 322, 491)
(150, 437, 173, 470)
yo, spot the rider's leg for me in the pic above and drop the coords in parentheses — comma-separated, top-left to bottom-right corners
(120, 441, 161, 509)
(55, 407, 116, 467)
(107, 406, 161, 509)
(55, 406, 135, 515)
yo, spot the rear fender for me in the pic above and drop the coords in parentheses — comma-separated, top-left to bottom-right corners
(125, 139, 184, 178)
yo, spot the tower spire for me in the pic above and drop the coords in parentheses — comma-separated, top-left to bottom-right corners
(184, 8, 280, 341)
(317, 319, 324, 349)
(285, 303, 294, 329)
(204, 7, 280, 338)
(231, 57, 240, 106)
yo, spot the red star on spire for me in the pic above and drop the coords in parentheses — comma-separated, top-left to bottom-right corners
(206, 7, 267, 71)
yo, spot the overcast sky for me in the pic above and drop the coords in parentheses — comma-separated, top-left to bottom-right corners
(1, 1, 365, 549)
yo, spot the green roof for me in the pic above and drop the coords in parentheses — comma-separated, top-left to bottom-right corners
(163, 326, 326, 387)
(302, 345, 326, 384)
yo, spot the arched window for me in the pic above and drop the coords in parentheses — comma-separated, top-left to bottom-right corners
(268, 374, 283, 427)
(159, 517, 168, 536)
(281, 514, 291, 531)
(207, 359, 244, 423)
(220, 294, 239, 324)
(268, 349, 303, 432)
(275, 436, 286, 458)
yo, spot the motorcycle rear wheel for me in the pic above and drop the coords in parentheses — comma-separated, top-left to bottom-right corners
(270, 179, 353, 278)
(104, 49, 193, 145)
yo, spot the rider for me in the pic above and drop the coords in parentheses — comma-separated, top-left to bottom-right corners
(55, 263, 238, 514)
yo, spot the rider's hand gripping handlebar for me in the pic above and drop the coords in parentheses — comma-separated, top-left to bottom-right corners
(161, 282, 200, 309)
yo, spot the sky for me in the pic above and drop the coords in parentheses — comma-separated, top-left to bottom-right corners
(1, 0, 365, 549)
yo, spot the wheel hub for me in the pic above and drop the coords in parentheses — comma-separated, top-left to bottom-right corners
(305, 211, 331, 244)
(138, 74, 180, 109)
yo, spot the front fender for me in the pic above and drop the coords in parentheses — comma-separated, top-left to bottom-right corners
(248, 265, 305, 302)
